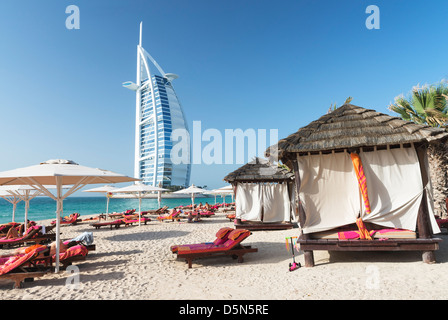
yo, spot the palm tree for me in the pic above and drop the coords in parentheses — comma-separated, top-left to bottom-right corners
(389, 81, 448, 218)
(389, 83, 448, 126)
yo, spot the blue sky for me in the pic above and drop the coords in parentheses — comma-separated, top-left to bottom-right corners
(0, 0, 447, 192)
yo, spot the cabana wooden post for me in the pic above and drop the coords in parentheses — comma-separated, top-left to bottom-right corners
(267, 104, 448, 267)
(224, 157, 296, 231)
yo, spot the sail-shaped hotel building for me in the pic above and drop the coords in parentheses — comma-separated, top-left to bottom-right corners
(123, 23, 191, 188)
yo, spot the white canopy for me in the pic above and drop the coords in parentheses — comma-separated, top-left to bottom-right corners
(0, 185, 71, 228)
(113, 183, 168, 226)
(174, 184, 208, 208)
(83, 185, 119, 216)
(0, 189, 23, 223)
(208, 186, 234, 205)
(0, 159, 139, 272)
(297, 147, 441, 234)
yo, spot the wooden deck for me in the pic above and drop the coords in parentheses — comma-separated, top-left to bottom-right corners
(297, 236, 442, 267)
(234, 221, 295, 231)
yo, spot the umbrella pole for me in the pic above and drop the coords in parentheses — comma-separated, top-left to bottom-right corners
(12, 200, 17, 222)
(24, 201, 29, 234)
(24, 190, 30, 232)
(105, 197, 110, 221)
(55, 177, 62, 273)
(139, 193, 142, 227)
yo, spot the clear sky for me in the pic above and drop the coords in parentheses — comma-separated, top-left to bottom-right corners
(0, 0, 447, 193)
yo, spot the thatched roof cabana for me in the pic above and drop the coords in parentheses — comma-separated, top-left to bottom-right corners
(224, 158, 296, 230)
(266, 104, 448, 160)
(224, 157, 294, 183)
(266, 104, 447, 267)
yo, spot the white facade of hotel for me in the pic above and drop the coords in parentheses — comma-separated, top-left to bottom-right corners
(123, 23, 191, 187)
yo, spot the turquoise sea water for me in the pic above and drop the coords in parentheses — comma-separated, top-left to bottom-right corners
(0, 196, 231, 224)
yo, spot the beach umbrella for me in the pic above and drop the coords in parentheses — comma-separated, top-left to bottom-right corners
(0, 159, 139, 272)
(83, 185, 119, 218)
(210, 185, 233, 205)
(0, 185, 42, 231)
(173, 184, 208, 209)
(208, 186, 233, 205)
(0, 184, 71, 231)
(0, 189, 23, 222)
(350, 153, 372, 240)
(113, 183, 168, 226)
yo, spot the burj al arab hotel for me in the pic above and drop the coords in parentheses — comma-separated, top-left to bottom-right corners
(123, 23, 191, 188)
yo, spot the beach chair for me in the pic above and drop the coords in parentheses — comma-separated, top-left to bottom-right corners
(0, 245, 50, 288)
(157, 210, 181, 222)
(107, 209, 136, 220)
(146, 206, 169, 215)
(170, 227, 234, 253)
(122, 216, 151, 226)
(170, 228, 258, 268)
(51, 213, 80, 226)
(0, 226, 44, 249)
(56, 244, 89, 269)
(64, 232, 96, 251)
(90, 219, 125, 230)
(0, 222, 21, 235)
(24, 224, 57, 245)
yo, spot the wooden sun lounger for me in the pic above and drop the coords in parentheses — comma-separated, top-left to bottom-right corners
(172, 229, 258, 268)
(145, 206, 169, 215)
(59, 255, 87, 269)
(1, 271, 49, 289)
(0, 227, 43, 249)
(0, 247, 51, 288)
(91, 220, 124, 230)
(179, 245, 258, 269)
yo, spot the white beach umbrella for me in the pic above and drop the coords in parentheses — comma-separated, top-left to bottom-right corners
(208, 185, 234, 205)
(0, 159, 139, 272)
(0, 189, 23, 223)
(83, 185, 119, 218)
(113, 183, 168, 226)
(0, 184, 71, 230)
(173, 184, 208, 209)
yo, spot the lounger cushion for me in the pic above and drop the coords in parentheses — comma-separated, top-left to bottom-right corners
(309, 228, 417, 240)
(0, 247, 42, 276)
(56, 244, 88, 261)
(213, 227, 234, 245)
(175, 229, 251, 254)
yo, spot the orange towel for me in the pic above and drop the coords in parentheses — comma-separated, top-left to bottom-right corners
(351, 153, 371, 215)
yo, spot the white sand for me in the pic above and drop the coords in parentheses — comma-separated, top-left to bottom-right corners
(0, 212, 447, 300)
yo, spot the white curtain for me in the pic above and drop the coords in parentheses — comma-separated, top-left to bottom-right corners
(262, 183, 291, 222)
(236, 183, 262, 221)
(236, 183, 292, 222)
(298, 152, 360, 234)
(298, 147, 441, 234)
(361, 147, 440, 233)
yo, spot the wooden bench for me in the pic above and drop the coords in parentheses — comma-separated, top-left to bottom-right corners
(297, 237, 442, 267)
(0, 271, 49, 289)
(178, 245, 258, 269)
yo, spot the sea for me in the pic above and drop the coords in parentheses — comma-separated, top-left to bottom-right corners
(0, 196, 229, 224)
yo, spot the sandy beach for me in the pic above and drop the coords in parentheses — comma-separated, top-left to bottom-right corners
(0, 211, 447, 300)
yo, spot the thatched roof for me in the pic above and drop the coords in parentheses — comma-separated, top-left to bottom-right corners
(266, 104, 448, 159)
(224, 157, 294, 183)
